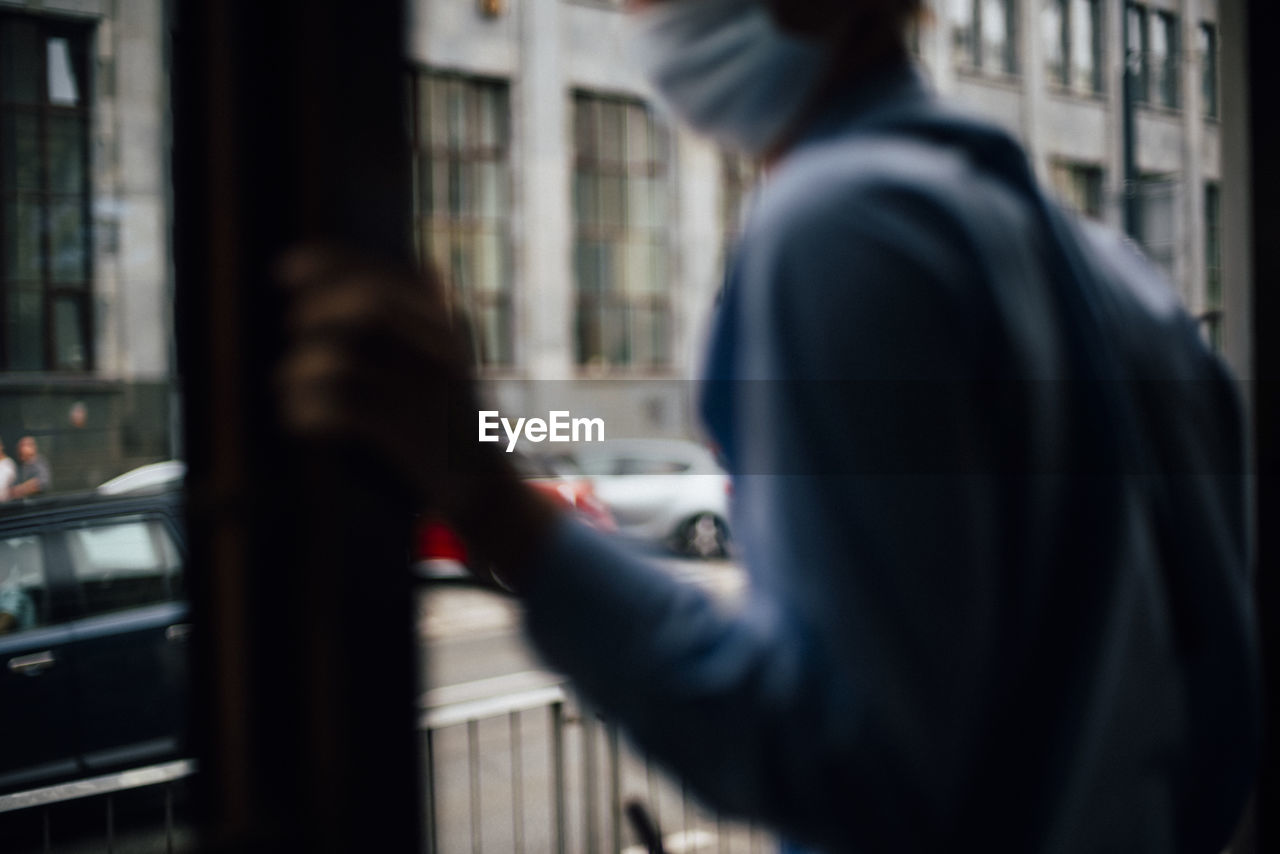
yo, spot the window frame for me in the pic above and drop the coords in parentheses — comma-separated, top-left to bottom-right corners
(1126, 3, 1151, 104)
(0, 13, 96, 374)
(1046, 0, 1104, 95)
(406, 68, 516, 369)
(1150, 9, 1181, 110)
(1049, 160, 1106, 221)
(1200, 21, 1219, 120)
(62, 514, 184, 619)
(953, 0, 1020, 77)
(571, 90, 674, 374)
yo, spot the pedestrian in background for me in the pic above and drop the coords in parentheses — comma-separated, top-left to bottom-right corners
(0, 438, 15, 503)
(277, 0, 1259, 850)
(9, 436, 51, 500)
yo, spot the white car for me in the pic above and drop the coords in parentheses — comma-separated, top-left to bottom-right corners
(545, 439, 731, 558)
(98, 460, 187, 495)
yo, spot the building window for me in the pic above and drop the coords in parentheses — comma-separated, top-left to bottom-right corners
(1202, 182, 1222, 349)
(720, 152, 758, 255)
(407, 71, 513, 367)
(951, 0, 1018, 76)
(573, 93, 673, 372)
(1126, 3, 1150, 104)
(1199, 22, 1218, 119)
(1050, 161, 1105, 220)
(0, 15, 94, 373)
(1149, 10, 1180, 109)
(1138, 173, 1178, 285)
(1044, 0, 1103, 94)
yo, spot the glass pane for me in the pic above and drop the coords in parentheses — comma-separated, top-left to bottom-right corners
(0, 535, 46, 633)
(48, 114, 86, 193)
(950, 0, 973, 63)
(49, 198, 87, 282)
(628, 176, 654, 230)
(575, 298, 602, 366)
(1043, 0, 1065, 85)
(476, 161, 505, 219)
(1149, 15, 1168, 100)
(1070, 0, 1098, 92)
(4, 199, 43, 280)
(652, 244, 669, 294)
(599, 175, 624, 229)
(625, 103, 650, 165)
(447, 80, 467, 150)
(0, 19, 41, 105)
(632, 305, 655, 368)
(448, 159, 469, 217)
(428, 77, 449, 148)
(7, 286, 44, 371)
(54, 295, 87, 370)
(477, 85, 505, 148)
(622, 239, 649, 295)
(574, 97, 596, 161)
(603, 303, 627, 366)
(1127, 7, 1147, 101)
(652, 308, 670, 367)
(575, 240, 605, 294)
(473, 230, 504, 293)
(574, 171, 599, 224)
(432, 160, 449, 216)
(599, 242, 617, 293)
(68, 520, 178, 616)
(416, 153, 433, 216)
(599, 101, 623, 163)
(46, 37, 80, 107)
(981, 0, 1010, 72)
(1200, 25, 1217, 117)
(1159, 14, 1179, 108)
(450, 234, 473, 294)
(1, 114, 41, 191)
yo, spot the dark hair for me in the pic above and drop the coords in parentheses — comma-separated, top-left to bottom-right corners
(762, 0, 926, 158)
(766, 0, 924, 45)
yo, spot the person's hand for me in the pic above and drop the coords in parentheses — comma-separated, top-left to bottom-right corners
(275, 245, 559, 584)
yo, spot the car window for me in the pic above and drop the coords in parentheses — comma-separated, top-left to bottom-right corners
(616, 457, 690, 475)
(66, 517, 183, 617)
(0, 534, 47, 635)
(573, 455, 617, 477)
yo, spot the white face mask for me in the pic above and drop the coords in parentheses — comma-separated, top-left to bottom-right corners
(627, 0, 829, 156)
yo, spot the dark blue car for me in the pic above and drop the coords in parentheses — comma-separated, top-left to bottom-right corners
(0, 489, 187, 794)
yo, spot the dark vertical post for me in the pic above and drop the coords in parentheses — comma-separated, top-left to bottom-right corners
(1248, 0, 1280, 849)
(1121, 1, 1142, 241)
(172, 1, 421, 851)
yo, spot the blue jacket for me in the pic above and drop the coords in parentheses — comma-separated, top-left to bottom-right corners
(521, 64, 1259, 853)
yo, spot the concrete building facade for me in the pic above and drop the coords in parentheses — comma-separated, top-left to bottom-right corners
(408, 0, 1233, 441)
(0, 0, 1239, 489)
(0, 0, 173, 489)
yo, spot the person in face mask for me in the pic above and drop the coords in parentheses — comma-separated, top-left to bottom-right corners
(279, 2, 1258, 851)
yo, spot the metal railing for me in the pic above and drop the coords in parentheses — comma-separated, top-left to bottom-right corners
(421, 677, 777, 854)
(0, 679, 777, 853)
(0, 760, 195, 853)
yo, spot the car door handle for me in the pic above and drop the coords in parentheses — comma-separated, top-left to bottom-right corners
(8, 650, 56, 676)
(165, 623, 192, 642)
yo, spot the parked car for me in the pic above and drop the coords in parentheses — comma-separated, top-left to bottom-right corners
(543, 439, 732, 558)
(97, 460, 187, 495)
(0, 488, 188, 794)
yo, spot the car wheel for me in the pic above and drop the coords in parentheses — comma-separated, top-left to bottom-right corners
(676, 513, 728, 559)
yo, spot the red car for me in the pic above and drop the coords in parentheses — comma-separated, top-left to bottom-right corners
(413, 456, 615, 579)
